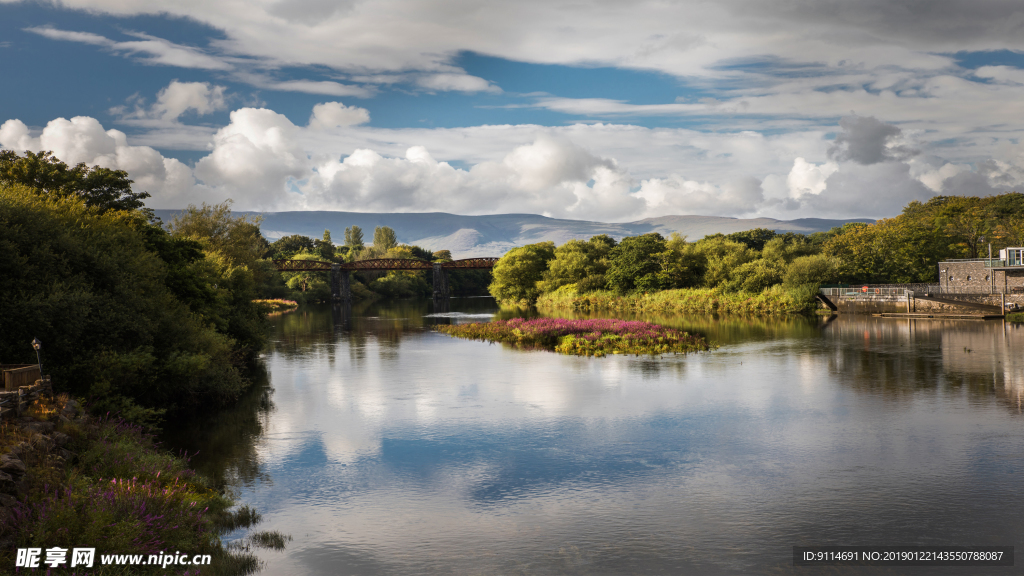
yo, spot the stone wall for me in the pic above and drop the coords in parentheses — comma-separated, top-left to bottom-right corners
(833, 295, 910, 314)
(941, 261, 1024, 293)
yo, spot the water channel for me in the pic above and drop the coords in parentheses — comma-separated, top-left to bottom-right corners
(165, 298, 1024, 575)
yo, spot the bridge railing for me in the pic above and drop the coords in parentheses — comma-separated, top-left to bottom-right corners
(821, 284, 1017, 297)
(820, 287, 911, 297)
(271, 257, 500, 272)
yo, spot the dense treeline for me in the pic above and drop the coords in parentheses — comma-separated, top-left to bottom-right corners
(0, 152, 270, 425)
(489, 193, 1024, 310)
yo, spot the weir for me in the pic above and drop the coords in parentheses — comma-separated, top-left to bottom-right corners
(820, 286, 1014, 316)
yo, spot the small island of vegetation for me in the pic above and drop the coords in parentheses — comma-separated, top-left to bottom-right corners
(437, 318, 715, 357)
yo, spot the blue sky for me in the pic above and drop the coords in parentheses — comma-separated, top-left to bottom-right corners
(2, 0, 1024, 220)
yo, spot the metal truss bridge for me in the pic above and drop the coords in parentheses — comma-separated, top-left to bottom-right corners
(272, 257, 499, 300)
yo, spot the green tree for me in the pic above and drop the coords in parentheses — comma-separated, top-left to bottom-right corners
(488, 242, 556, 304)
(822, 215, 947, 283)
(314, 229, 336, 260)
(783, 254, 839, 289)
(167, 202, 270, 269)
(722, 258, 787, 292)
(725, 228, 777, 251)
(271, 234, 315, 258)
(0, 150, 151, 213)
(373, 226, 398, 251)
(936, 196, 994, 258)
(345, 225, 364, 250)
(166, 201, 271, 357)
(538, 238, 613, 293)
(606, 233, 667, 293)
(653, 234, 706, 289)
(689, 236, 756, 288)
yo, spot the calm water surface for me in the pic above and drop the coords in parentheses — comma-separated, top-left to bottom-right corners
(165, 298, 1024, 575)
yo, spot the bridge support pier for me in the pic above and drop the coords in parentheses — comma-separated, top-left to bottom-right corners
(432, 263, 450, 299)
(331, 265, 351, 302)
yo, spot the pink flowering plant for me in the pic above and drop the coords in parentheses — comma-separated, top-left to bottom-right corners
(437, 317, 715, 357)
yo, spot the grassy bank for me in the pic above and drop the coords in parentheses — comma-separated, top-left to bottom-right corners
(0, 395, 285, 574)
(536, 286, 811, 315)
(1007, 312, 1023, 323)
(437, 317, 715, 357)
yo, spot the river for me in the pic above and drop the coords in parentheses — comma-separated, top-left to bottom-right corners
(164, 298, 1024, 575)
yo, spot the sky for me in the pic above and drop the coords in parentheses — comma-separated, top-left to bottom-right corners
(2, 0, 1024, 221)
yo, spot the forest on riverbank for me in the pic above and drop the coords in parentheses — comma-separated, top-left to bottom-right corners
(0, 151, 483, 424)
(0, 151, 290, 574)
(0, 152, 275, 425)
(488, 192, 1024, 313)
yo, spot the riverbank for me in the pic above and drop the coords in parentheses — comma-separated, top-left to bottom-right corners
(536, 286, 812, 315)
(0, 393, 286, 574)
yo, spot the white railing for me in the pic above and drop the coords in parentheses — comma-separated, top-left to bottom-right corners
(820, 287, 910, 297)
(821, 285, 1015, 297)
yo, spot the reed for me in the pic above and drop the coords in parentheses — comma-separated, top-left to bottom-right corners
(536, 286, 805, 315)
(437, 317, 714, 357)
(253, 299, 300, 313)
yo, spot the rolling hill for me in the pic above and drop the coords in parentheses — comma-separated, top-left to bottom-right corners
(152, 210, 874, 258)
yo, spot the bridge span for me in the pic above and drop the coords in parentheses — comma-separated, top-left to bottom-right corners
(272, 257, 499, 301)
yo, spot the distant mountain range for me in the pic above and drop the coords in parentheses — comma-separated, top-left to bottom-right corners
(152, 210, 875, 259)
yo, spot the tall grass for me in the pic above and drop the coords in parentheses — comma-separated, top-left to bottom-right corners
(252, 299, 299, 314)
(437, 317, 714, 357)
(0, 399, 282, 575)
(536, 286, 811, 315)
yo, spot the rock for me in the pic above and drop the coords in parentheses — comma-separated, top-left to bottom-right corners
(0, 455, 26, 477)
(0, 494, 17, 508)
(30, 434, 54, 452)
(10, 442, 30, 458)
(45, 454, 65, 468)
(0, 471, 16, 496)
(58, 448, 76, 463)
(22, 421, 55, 434)
(51, 431, 70, 447)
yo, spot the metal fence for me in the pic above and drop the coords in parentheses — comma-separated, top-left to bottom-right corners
(821, 284, 1015, 297)
(820, 286, 911, 297)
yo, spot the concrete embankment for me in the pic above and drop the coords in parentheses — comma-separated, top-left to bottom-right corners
(823, 291, 1021, 316)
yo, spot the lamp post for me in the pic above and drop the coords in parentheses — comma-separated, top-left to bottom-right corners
(31, 338, 42, 378)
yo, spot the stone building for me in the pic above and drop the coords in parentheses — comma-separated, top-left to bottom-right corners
(939, 248, 1024, 294)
